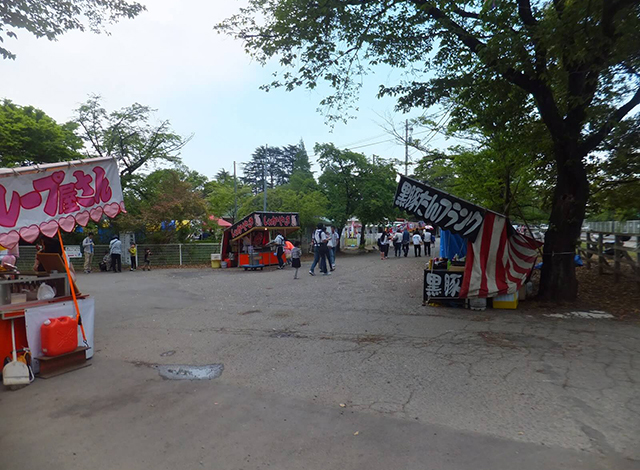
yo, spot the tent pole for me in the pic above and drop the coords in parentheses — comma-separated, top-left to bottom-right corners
(57, 230, 88, 347)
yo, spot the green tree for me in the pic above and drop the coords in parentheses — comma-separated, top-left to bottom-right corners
(239, 185, 328, 231)
(353, 158, 398, 241)
(242, 145, 284, 194)
(0, 0, 145, 60)
(317, 143, 365, 235)
(0, 99, 83, 166)
(217, 1, 640, 301)
(117, 168, 208, 243)
(242, 142, 308, 194)
(587, 119, 640, 220)
(74, 95, 192, 185)
(317, 143, 397, 246)
(206, 177, 252, 220)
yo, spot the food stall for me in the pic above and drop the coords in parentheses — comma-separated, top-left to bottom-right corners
(0, 157, 125, 386)
(393, 175, 541, 308)
(222, 212, 300, 268)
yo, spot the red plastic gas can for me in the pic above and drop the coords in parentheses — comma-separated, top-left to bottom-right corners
(41, 316, 78, 356)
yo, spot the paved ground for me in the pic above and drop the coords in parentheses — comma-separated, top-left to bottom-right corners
(1, 252, 639, 470)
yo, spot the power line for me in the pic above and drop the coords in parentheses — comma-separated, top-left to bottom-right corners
(337, 132, 390, 148)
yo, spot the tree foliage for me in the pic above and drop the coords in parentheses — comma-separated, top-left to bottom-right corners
(239, 185, 328, 231)
(217, 0, 640, 301)
(317, 143, 397, 243)
(205, 176, 252, 220)
(118, 168, 208, 243)
(74, 96, 192, 185)
(0, 0, 145, 60)
(242, 141, 310, 194)
(0, 99, 83, 166)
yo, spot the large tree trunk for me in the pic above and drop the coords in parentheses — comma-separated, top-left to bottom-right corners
(538, 146, 589, 301)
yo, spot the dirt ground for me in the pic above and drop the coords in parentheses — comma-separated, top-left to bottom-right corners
(521, 263, 640, 319)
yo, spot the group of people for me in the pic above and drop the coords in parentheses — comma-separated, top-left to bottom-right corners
(378, 227, 435, 260)
(308, 223, 339, 277)
(81, 233, 151, 273)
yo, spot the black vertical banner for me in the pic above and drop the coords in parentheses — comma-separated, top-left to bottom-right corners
(394, 175, 486, 241)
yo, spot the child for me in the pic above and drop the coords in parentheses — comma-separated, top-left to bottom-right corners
(129, 243, 137, 271)
(291, 241, 302, 279)
(100, 250, 110, 272)
(142, 248, 152, 271)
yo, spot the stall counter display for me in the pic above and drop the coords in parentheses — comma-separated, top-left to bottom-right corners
(423, 269, 465, 302)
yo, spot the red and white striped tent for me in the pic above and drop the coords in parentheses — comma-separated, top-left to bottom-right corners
(394, 175, 541, 299)
(459, 212, 541, 298)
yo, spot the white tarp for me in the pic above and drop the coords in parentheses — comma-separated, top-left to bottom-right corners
(0, 157, 125, 248)
(24, 297, 95, 373)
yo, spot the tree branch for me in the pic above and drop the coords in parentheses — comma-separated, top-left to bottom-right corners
(411, 1, 565, 137)
(516, 0, 537, 26)
(553, 0, 565, 17)
(581, 87, 640, 155)
(452, 7, 480, 19)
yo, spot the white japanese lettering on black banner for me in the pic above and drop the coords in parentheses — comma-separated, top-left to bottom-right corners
(424, 270, 464, 299)
(394, 175, 485, 241)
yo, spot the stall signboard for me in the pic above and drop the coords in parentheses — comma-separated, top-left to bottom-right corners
(229, 211, 300, 240)
(424, 270, 464, 300)
(65, 245, 82, 258)
(0, 157, 125, 248)
(394, 175, 485, 242)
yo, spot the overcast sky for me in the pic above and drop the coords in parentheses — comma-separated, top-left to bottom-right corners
(0, 1, 452, 178)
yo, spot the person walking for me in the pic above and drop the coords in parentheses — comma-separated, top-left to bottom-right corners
(309, 223, 330, 276)
(378, 229, 390, 260)
(109, 235, 122, 272)
(327, 226, 339, 270)
(412, 230, 423, 257)
(82, 232, 94, 273)
(291, 240, 302, 279)
(129, 242, 138, 271)
(142, 248, 152, 271)
(274, 231, 286, 269)
(402, 227, 411, 257)
(393, 229, 402, 257)
(422, 229, 432, 257)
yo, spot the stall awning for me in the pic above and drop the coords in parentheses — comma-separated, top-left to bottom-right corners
(0, 157, 125, 248)
(228, 212, 300, 242)
(394, 175, 541, 298)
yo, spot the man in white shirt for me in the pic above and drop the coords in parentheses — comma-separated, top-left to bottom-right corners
(309, 223, 330, 276)
(327, 226, 339, 270)
(422, 229, 432, 257)
(274, 232, 285, 269)
(412, 231, 423, 257)
(109, 236, 123, 273)
(82, 232, 94, 273)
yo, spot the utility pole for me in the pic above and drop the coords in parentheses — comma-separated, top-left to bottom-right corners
(233, 161, 238, 221)
(404, 119, 409, 175)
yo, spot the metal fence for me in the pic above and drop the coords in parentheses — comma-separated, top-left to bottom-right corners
(583, 220, 640, 234)
(13, 243, 221, 272)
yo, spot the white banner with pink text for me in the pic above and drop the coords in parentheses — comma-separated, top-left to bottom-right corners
(0, 157, 125, 248)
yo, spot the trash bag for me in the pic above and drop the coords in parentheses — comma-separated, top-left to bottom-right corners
(37, 283, 56, 300)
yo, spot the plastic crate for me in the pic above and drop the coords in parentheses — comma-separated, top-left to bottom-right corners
(493, 292, 518, 310)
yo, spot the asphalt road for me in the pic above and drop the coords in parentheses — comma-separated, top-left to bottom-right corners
(1, 251, 638, 470)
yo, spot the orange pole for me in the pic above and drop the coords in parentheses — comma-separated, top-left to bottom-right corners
(57, 230, 88, 346)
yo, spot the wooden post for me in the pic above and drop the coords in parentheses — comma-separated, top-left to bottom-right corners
(614, 234, 621, 282)
(585, 231, 592, 270)
(598, 233, 604, 275)
(636, 235, 640, 291)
